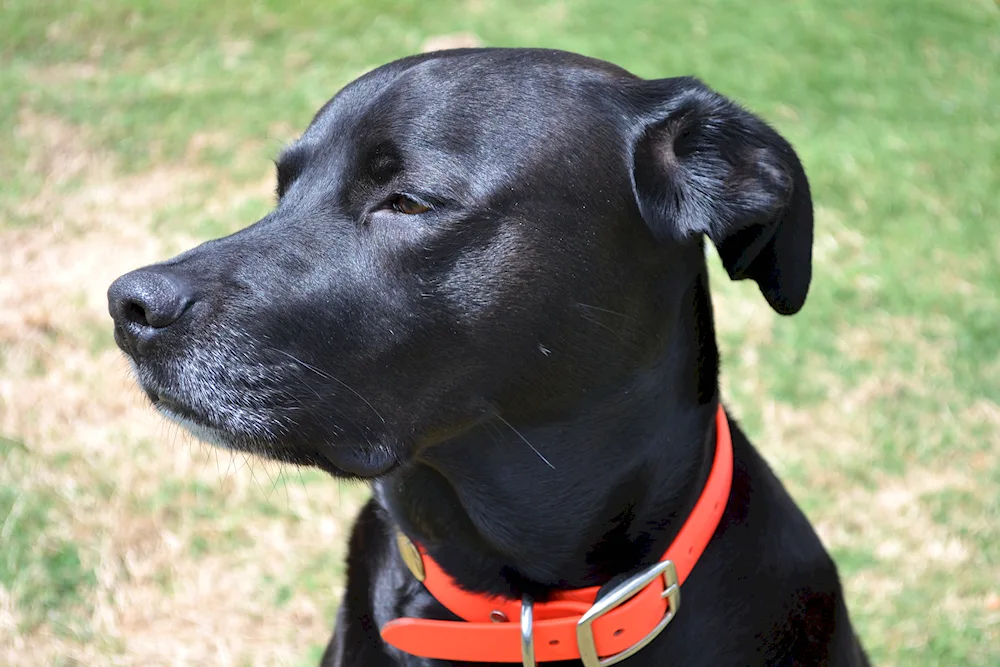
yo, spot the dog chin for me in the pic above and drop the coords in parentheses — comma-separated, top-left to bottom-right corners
(154, 401, 243, 451)
(317, 444, 401, 479)
(154, 398, 399, 479)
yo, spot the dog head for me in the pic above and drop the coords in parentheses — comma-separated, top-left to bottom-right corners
(108, 48, 812, 478)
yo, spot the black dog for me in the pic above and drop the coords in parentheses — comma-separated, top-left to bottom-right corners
(108, 48, 869, 666)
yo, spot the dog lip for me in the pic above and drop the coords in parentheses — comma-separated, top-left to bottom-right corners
(114, 324, 138, 359)
(153, 401, 237, 451)
(147, 387, 202, 423)
(153, 394, 182, 413)
(151, 395, 233, 446)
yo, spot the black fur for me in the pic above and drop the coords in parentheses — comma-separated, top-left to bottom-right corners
(108, 48, 868, 665)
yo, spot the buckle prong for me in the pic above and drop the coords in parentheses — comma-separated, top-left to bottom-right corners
(576, 560, 681, 667)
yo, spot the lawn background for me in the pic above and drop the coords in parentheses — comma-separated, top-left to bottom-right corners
(1, 0, 997, 664)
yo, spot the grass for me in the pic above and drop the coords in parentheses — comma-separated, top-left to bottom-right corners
(1, 0, 997, 664)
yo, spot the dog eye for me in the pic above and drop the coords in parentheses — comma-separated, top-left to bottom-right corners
(391, 194, 432, 215)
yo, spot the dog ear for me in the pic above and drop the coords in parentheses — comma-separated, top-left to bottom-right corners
(630, 77, 813, 315)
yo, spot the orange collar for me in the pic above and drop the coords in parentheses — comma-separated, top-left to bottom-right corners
(381, 404, 733, 666)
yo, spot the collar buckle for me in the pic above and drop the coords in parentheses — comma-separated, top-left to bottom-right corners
(575, 560, 681, 667)
(520, 594, 536, 667)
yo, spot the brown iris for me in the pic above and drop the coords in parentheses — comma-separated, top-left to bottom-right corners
(392, 195, 431, 214)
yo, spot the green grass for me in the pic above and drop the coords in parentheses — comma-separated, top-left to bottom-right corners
(0, 447, 97, 639)
(1, 0, 997, 664)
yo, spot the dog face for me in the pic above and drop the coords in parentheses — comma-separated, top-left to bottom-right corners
(108, 48, 812, 478)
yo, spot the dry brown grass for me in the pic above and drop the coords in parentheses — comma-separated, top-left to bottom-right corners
(1, 111, 362, 666)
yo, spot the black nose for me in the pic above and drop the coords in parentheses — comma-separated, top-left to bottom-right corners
(108, 268, 193, 357)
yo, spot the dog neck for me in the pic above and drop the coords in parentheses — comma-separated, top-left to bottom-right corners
(376, 269, 720, 600)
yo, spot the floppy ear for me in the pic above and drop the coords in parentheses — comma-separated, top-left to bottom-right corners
(630, 77, 813, 315)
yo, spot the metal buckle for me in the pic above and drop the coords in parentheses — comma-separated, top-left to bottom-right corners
(520, 594, 535, 667)
(576, 560, 681, 667)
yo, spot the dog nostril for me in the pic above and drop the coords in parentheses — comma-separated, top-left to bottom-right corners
(108, 269, 193, 332)
(123, 299, 151, 328)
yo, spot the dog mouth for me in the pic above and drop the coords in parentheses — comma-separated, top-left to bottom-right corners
(145, 387, 195, 420)
(137, 375, 404, 478)
(143, 385, 240, 448)
(140, 381, 206, 425)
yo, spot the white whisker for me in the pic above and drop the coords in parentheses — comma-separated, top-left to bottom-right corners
(495, 414, 555, 470)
